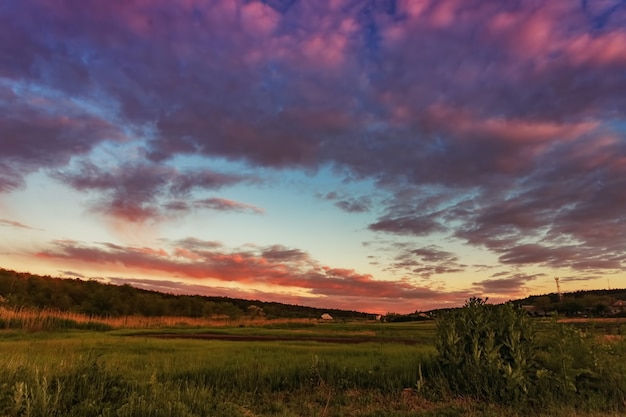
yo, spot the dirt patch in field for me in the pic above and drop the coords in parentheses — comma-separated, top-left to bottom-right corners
(598, 335, 625, 343)
(557, 317, 626, 324)
(133, 333, 421, 345)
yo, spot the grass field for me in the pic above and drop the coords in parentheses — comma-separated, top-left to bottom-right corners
(0, 309, 625, 416)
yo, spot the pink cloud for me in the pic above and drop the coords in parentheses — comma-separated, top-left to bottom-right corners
(34, 238, 457, 312)
(240, 2, 280, 36)
(566, 31, 626, 66)
(301, 33, 349, 69)
(429, 0, 458, 27)
(397, 0, 429, 19)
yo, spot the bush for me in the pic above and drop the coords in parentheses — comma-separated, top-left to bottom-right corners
(434, 297, 537, 405)
(432, 298, 626, 413)
(533, 320, 626, 412)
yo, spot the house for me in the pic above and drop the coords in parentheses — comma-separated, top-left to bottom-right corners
(320, 313, 333, 320)
(610, 300, 625, 315)
(521, 305, 537, 315)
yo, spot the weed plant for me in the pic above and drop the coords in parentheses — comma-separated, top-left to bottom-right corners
(432, 298, 626, 413)
(532, 319, 626, 412)
(433, 298, 536, 404)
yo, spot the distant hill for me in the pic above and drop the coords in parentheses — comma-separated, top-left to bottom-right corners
(413, 289, 626, 320)
(0, 268, 374, 320)
(512, 288, 626, 317)
(514, 288, 626, 306)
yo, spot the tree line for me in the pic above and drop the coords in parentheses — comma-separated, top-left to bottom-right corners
(516, 289, 626, 317)
(0, 268, 373, 320)
(387, 288, 626, 322)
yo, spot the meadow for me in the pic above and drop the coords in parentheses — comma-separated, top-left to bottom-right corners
(1, 306, 625, 417)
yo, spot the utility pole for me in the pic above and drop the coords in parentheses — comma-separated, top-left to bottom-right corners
(554, 276, 563, 302)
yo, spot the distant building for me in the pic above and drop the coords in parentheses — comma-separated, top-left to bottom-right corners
(610, 300, 625, 314)
(321, 313, 333, 320)
(520, 305, 549, 317)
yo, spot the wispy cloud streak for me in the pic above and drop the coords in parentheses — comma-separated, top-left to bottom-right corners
(0, 219, 36, 230)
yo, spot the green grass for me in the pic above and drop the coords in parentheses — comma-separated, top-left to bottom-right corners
(0, 330, 435, 416)
(0, 319, 624, 416)
(117, 320, 436, 341)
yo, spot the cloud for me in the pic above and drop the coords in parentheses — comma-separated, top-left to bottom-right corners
(3, 0, 626, 282)
(559, 275, 601, 283)
(0, 219, 36, 230)
(452, 140, 626, 272)
(472, 273, 544, 295)
(335, 198, 371, 213)
(0, 82, 125, 193)
(58, 270, 85, 278)
(324, 192, 372, 213)
(387, 244, 465, 279)
(193, 198, 264, 215)
(35, 238, 456, 308)
(360, 240, 469, 281)
(4, 1, 624, 172)
(261, 245, 309, 262)
(53, 161, 255, 222)
(369, 214, 447, 237)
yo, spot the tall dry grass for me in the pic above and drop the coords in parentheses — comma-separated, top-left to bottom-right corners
(0, 306, 317, 331)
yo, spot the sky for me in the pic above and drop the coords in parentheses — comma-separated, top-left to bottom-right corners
(1, 0, 626, 314)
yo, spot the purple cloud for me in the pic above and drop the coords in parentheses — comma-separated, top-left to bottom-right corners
(335, 198, 371, 213)
(53, 161, 254, 222)
(388, 244, 465, 279)
(369, 214, 447, 237)
(0, 83, 125, 193)
(2, 0, 626, 284)
(322, 192, 371, 213)
(472, 273, 544, 295)
(193, 198, 264, 215)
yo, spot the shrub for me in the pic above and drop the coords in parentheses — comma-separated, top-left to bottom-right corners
(432, 298, 626, 413)
(533, 319, 626, 412)
(434, 297, 537, 405)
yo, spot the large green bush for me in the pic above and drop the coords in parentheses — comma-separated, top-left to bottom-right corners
(433, 297, 626, 413)
(434, 297, 537, 404)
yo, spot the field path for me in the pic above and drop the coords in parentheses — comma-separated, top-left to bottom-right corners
(132, 333, 421, 344)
